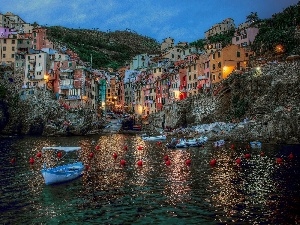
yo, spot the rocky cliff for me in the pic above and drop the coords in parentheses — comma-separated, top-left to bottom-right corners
(0, 66, 106, 136)
(147, 60, 300, 144)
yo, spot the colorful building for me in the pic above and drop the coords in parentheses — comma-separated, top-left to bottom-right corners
(210, 44, 251, 83)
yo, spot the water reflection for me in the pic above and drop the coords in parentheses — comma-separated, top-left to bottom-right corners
(163, 150, 191, 206)
(0, 136, 299, 224)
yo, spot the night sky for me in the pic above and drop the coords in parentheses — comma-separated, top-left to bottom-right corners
(0, 0, 298, 43)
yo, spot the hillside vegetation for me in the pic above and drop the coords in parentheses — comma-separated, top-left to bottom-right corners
(46, 27, 161, 69)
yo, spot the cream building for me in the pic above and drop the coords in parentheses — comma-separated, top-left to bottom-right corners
(0, 34, 17, 66)
(24, 51, 48, 89)
(205, 18, 235, 39)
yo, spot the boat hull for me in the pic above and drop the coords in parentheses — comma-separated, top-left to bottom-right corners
(142, 135, 167, 141)
(41, 162, 84, 185)
(250, 141, 262, 148)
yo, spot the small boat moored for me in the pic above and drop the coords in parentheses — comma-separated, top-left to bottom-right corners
(141, 134, 167, 141)
(41, 146, 84, 185)
(214, 139, 225, 147)
(250, 141, 262, 148)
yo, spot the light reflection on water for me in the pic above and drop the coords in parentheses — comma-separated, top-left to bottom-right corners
(0, 135, 299, 224)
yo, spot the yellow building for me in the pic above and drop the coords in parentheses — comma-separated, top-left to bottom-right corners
(210, 44, 250, 83)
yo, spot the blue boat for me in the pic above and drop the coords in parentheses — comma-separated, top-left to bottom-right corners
(41, 147, 84, 185)
(214, 139, 225, 147)
(250, 141, 262, 148)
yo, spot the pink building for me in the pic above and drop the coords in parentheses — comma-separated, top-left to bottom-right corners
(32, 27, 53, 50)
(232, 27, 259, 47)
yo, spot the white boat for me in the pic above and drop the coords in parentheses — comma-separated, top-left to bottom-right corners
(41, 146, 84, 185)
(185, 138, 203, 147)
(250, 141, 262, 148)
(175, 139, 188, 148)
(141, 134, 167, 141)
(214, 139, 225, 147)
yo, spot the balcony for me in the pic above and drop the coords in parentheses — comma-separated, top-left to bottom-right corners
(60, 85, 74, 89)
(197, 76, 208, 80)
(27, 75, 42, 81)
(65, 95, 81, 100)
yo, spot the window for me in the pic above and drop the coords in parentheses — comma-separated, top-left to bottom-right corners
(171, 54, 174, 58)
(12, 40, 15, 44)
(3, 39, 6, 44)
(212, 64, 215, 70)
(236, 36, 239, 41)
(212, 53, 215, 59)
(218, 62, 221, 68)
(237, 51, 241, 57)
(245, 53, 249, 57)
(212, 74, 215, 81)
(11, 54, 14, 58)
(188, 66, 191, 72)
(12, 47, 15, 51)
(194, 74, 196, 79)
(2, 54, 5, 58)
(3, 46, 6, 51)
(218, 52, 221, 58)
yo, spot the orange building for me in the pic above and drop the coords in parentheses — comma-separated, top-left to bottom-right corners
(209, 44, 251, 83)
